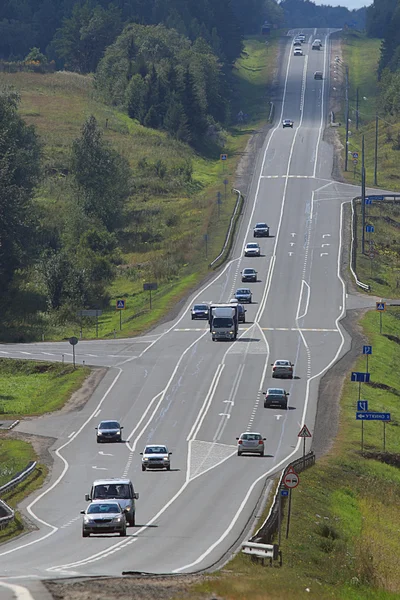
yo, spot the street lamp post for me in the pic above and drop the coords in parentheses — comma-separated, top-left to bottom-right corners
(361, 134, 366, 255)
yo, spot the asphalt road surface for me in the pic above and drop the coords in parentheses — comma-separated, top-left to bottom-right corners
(0, 28, 392, 596)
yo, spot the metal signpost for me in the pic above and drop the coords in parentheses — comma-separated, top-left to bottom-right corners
(224, 178, 229, 202)
(356, 411, 390, 452)
(220, 153, 228, 173)
(298, 424, 312, 469)
(376, 301, 386, 333)
(69, 337, 78, 369)
(363, 345, 372, 372)
(357, 400, 368, 451)
(143, 283, 158, 309)
(116, 299, 126, 330)
(351, 371, 370, 403)
(278, 488, 289, 546)
(283, 467, 299, 539)
(217, 191, 222, 218)
(76, 309, 102, 338)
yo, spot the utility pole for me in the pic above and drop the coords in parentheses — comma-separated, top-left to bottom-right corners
(361, 134, 366, 255)
(374, 113, 378, 186)
(356, 87, 359, 130)
(345, 66, 349, 172)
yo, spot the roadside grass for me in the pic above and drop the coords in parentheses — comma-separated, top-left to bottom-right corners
(337, 32, 400, 193)
(175, 309, 400, 599)
(0, 359, 90, 418)
(0, 36, 279, 342)
(334, 32, 400, 299)
(353, 199, 400, 299)
(0, 437, 48, 544)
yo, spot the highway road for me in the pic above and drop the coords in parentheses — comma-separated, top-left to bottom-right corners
(0, 28, 389, 593)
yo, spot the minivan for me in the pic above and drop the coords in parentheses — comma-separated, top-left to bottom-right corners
(85, 478, 139, 526)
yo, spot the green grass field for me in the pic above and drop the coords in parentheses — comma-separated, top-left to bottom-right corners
(0, 359, 90, 417)
(0, 35, 279, 342)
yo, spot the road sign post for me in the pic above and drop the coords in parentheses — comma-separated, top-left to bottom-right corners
(224, 178, 228, 202)
(143, 283, 157, 310)
(298, 425, 312, 468)
(376, 301, 386, 333)
(217, 191, 222, 218)
(283, 467, 299, 540)
(363, 345, 372, 375)
(69, 337, 78, 369)
(356, 412, 391, 452)
(116, 299, 126, 330)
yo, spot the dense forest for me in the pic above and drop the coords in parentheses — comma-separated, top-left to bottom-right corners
(280, 0, 366, 30)
(366, 0, 400, 114)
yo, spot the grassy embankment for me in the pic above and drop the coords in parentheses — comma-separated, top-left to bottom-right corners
(337, 31, 400, 298)
(0, 35, 278, 342)
(176, 315, 400, 600)
(0, 360, 88, 542)
(170, 34, 400, 600)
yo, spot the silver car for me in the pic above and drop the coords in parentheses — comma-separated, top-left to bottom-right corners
(244, 242, 261, 257)
(236, 432, 266, 456)
(234, 288, 252, 303)
(140, 445, 172, 471)
(271, 359, 294, 379)
(81, 500, 127, 537)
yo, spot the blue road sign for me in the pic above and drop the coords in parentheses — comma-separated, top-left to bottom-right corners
(365, 198, 373, 205)
(351, 372, 370, 383)
(116, 299, 125, 310)
(363, 345, 372, 355)
(281, 489, 289, 497)
(376, 302, 386, 311)
(367, 195, 384, 200)
(352, 152, 359, 158)
(366, 225, 374, 233)
(356, 412, 390, 421)
(357, 400, 368, 411)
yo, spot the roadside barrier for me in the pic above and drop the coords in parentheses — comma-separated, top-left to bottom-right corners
(209, 188, 243, 268)
(250, 452, 315, 545)
(0, 461, 37, 529)
(350, 197, 371, 292)
(241, 541, 282, 567)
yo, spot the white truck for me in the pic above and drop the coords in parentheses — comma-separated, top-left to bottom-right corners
(209, 304, 239, 341)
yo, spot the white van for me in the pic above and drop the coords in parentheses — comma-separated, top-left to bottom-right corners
(85, 478, 139, 526)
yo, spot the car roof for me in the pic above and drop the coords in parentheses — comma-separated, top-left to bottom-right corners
(240, 432, 262, 437)
(89, 499, 122, 505)
(237, 287, 250, 291)
(92, 478, 131, 486)
(283, 119, 292, 122)
(274, 359, 291, 365)
(144, 444, 168, 449)
(246, 242, 259, 246)
(243, 267, 256, 271)
(255, 222, 268, 226)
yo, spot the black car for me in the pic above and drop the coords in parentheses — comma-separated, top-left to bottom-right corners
(237, 303, 246, 323)
(253, 222, 270, 237)
(191, 304, 209, 320)
(263, 388, 289, 409)
(241, 268, 257, 282)
(96, 420, 123, 443)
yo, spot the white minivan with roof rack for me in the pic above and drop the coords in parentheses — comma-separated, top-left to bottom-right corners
(85, 479, 139, 526)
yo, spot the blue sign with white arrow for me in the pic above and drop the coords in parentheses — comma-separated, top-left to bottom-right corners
(363, 345, 372, 355)
(365, 198, 373, 205)
(281, 489, 289, 497)
(357, 400, 368, 411)
(366, 225, 374, 233)
(366, 195, 384, 200)
(351, 372, 370, 383)
(356, 412, 390, 421)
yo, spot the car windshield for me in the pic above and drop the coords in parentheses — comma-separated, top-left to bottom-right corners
(247, 244, 258, 248)
(144, 446, 167, 454)
(268, 389, 285, 395)
(242, 434, 261, 441)
(236, 289, 249, 294)
(87, 503, 121, 514)
(99, 421, 120, 430)
(243, 269, 255, 274)
(276, 361, 290, 366)
(256, 223, 267, 228)
(212, 318, 233, 328)
(93, 484, 131, 499)
(193, 305, 208, 310)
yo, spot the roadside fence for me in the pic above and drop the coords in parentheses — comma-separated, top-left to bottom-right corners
(209, 188, 244, 268)
(0, 461, 37, 529)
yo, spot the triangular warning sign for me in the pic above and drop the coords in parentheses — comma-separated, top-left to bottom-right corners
(286, 465, 298, 475)
(298, 424, 312, 438)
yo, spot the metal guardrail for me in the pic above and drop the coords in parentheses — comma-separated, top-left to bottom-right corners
(242, 541, 282, 566)
(251, 452, 315, 544)
(350, 197, 371, 292)
(268, 101, 275, 123)
(0, 461, 37, 529)
(209, 188, 243, 268)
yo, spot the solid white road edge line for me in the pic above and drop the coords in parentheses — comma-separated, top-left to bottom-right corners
(0, 582, 35, 600)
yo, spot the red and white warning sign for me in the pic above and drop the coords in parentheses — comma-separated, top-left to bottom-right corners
(283, 466, 299, 489)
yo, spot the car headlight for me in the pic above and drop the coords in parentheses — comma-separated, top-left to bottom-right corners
(229, 331, 234, 334)
(143, 457, 149, 461)
(113, 516, 123, 522)
(125, 506, 131, 511)
(212, 331, 216, 334)
(163, 457, 169, 461)
(84, 516, 94, 523)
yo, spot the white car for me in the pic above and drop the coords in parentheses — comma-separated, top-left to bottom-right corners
(294, 48, 303, 56)
(140, 445, 172, 471)
(244, 242, 261, 257)
(271, 359, 294, 379)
